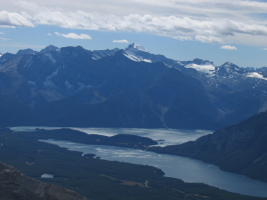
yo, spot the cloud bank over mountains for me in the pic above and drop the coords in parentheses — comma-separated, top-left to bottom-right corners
(1, 0, 267, 46)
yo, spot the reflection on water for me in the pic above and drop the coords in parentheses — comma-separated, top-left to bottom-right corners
(11, 126, 267, 197)
(41, 139, 267, 198)
(10, 126, 212, 146)
(41, 173, 54, 178)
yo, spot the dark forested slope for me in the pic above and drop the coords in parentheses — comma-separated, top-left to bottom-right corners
(151, 111, 267, 182)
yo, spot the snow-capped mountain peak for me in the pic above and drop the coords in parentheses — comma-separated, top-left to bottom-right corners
(0, 53, 2, 57)
(125, 43, 148, 52)
(220, 62, 240, 71)
(123, 43, 151, 62)
(214, 62, 241, 77)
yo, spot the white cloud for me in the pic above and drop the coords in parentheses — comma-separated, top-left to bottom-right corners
(47, 33, 52, 36)
(260, 48, 267, 51)
(196, 35, 222, 43)
(113, 40, 129, 43)
(221, 45, 238, 50)
(185, 63, 215, 74)
(25, 11, 267, 46)
(0, 10, 34, 27)
(247, 72, 267, 80)
(2, 1, 267, 46)
(55, 32, 92, 40)
(0, 32, 4, 34)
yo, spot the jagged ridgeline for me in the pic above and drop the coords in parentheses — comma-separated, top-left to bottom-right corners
(0, 44, 267, 129)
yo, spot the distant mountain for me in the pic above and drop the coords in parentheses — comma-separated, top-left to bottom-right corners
(40, 45, 60, 54)
(151, 111, 267, 182)
(91, 48, 119, 60)
(0, 44, 267, 128)
(0, 162, 87, 200)
(16, 48, 38, 56)
(124, 43, 180, 66)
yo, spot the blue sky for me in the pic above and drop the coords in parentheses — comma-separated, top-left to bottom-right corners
(1, 0, 267, 68)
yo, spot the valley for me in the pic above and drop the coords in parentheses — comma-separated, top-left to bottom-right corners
(1, 44, 267, 199)
(150, 111, 267, 182)
(0, 127, 265, 200)
(2, 1, 267, 199)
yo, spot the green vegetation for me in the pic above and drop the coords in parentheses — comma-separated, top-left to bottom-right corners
(0, 128, 264, 200)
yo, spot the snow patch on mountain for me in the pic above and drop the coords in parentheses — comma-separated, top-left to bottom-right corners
(247, 72, 267, 80)
(143, 59, 152, 63)
(221, 62, 240, 73)
(185, 63, 215, 74)
(45, 53, 56, 64)
(134, 44, 148, 52)
(43, 80, 57, 89)
(123, 53, 140, 62)
(164, 63, 173, 68)
(40, 89, 64, 102)
(78, 82, 93, 90)
(123, 53, 153, 63)
(92, 52, 113, 60)
(92, 54, 101, 60)
(28, 81, 36, 86)
(65, 80, 74, 89)
(46, 68, 59, 80)
(126, 43, 148, 52)
(43, 68, 60, 89)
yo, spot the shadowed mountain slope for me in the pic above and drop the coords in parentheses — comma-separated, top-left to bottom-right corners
(151, 111, 267, 182)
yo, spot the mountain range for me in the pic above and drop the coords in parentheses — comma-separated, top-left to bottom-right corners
(0, 43, 267, 129)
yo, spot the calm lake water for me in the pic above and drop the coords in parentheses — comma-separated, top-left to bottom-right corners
(41, 139, 267, 198)
(11, 127, 267, 197)
(10, 126, 211, 146)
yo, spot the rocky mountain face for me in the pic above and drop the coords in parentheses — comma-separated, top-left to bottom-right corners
(151, 111, 267, 182)
(0, 44, 267, 129)
(0, 162, 88, 200)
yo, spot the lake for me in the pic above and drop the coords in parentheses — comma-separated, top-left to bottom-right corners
(11, 127, 267, 197)
(10, 126, 211, 146)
